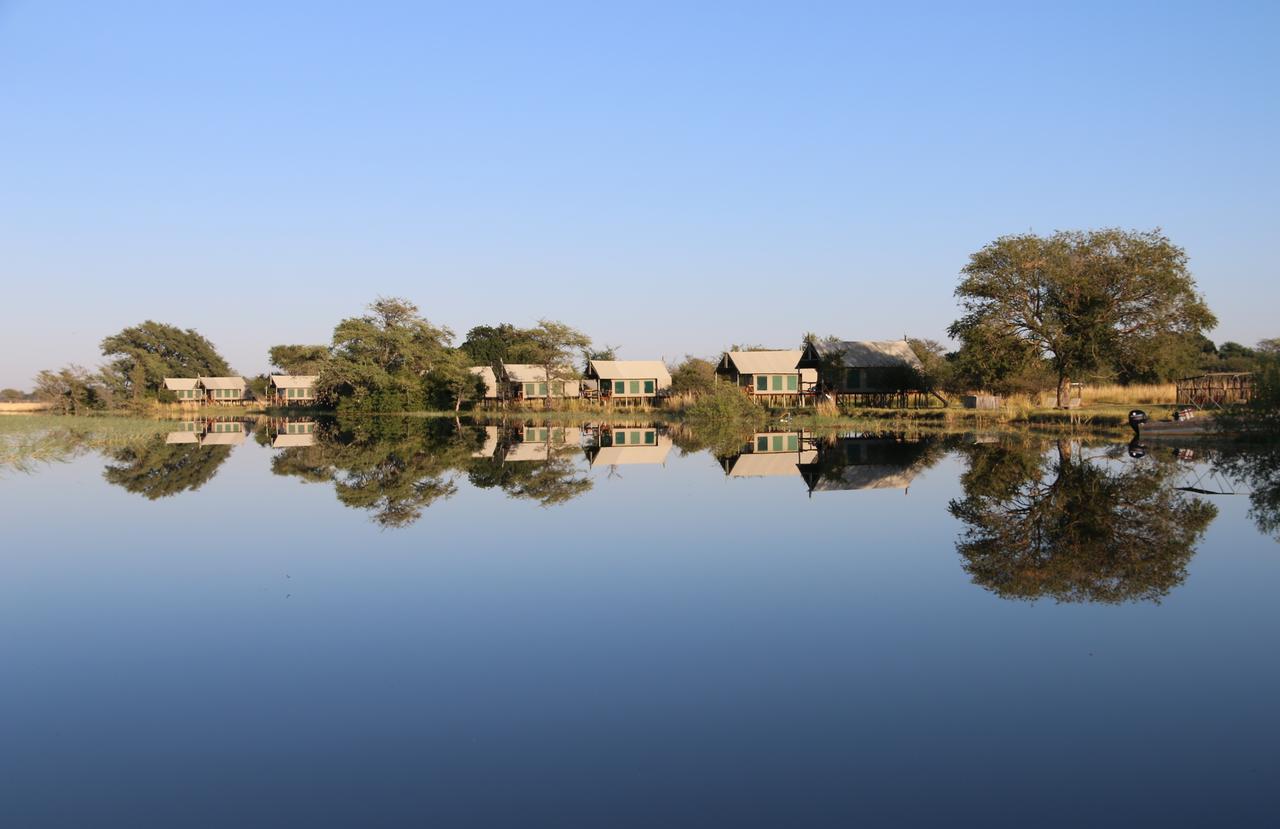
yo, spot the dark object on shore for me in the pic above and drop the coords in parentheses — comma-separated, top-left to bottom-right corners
(1129, 409, 1148, 440)
(1173, 407, 1197, 421)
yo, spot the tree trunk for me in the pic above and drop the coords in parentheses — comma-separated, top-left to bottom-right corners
(1056, 371, 1070, 409)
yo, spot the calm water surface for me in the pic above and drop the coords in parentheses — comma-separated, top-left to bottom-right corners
(1, 418, 1277, 827)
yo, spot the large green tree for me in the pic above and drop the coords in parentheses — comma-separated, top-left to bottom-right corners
(101, 321, 233, 400)
(949, 229, 1216, 406)
(316, 297, 454, 411)
(268, 344, 330, 375)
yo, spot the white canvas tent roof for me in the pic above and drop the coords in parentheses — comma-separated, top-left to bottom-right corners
(588, 360, 672, 383)
(272, 433, 315, 448)
(269, 375, 318, 389)
(724, 350, 805, 375)
(588, 436, 673, 466)
(163, 378, 200, 391)
(200, 376, 247, 390)
(469, 366, 498, 398)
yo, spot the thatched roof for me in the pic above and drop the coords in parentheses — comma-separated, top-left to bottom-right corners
(587, 360, 672, 384)
(269, 375, 318, 389)
(812, 340, 923, 370)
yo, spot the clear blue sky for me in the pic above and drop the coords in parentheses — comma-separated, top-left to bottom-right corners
(2, 1, 1277, 387)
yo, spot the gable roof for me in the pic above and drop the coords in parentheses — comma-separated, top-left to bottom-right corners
(163, 378, 200, 391)
(724, 450, 818, 478)
(502, 363, 550, 383)
(269, 375, 318, 389)
(200, 376, 247, 390)
(724, 349, 804, 375)
(588, 360, 672, 383)
(812, 340, 923, 370)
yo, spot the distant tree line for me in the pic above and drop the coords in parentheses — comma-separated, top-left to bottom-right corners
(20, 228, 1276, 415)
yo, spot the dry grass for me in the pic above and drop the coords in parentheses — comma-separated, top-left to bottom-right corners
(1078, 383, 1176, 405)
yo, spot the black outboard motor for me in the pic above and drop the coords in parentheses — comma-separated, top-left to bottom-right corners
(1128, 409, 1148, 441)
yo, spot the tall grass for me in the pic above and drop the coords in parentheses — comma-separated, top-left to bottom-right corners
(1078, 384, 1176, 405)
(0, 415, 173, 473)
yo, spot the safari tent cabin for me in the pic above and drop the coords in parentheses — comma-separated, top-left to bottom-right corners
(584, 360, 672, 401)
(163, 378, 202, 403)
(201, 419, 246, 446)
(272, 420, 316, 448)
(721, 430, 818, 477)
(585, 427, 672, 466)
(269, 375, 318, 405)
(505, 426, 583, 461)
(716, 350, 816, 398)
(468, 366, 500, 400)
(201, 376, 247, 404)
(798, 340, 924, 398)
(501, 364, 582, 400)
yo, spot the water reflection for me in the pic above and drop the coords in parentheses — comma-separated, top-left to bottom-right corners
(949, 438, 1218, 603)
(58, 416, 1276, 588)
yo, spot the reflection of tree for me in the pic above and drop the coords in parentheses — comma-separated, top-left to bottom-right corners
(274, 418, 478, 528)
(103, 442, 232, 500)
(1213, 445, 1280, 541)
(467, 453, 592, 507)
(950, 441, 1217, 603)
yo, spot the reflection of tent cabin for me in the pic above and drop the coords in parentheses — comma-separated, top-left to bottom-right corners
(165, 421, 204, 444)
(469, 367, 500, 401)
(582, 360, 672, 402)
(799, 436, 929, 494)
(163, 378, 203, 404)
(504, 426, 583, 461)
(720, 430, 818, 477)
(797, 340, 924, 403)
(269, 375, 318, 405)
(471, 425, 501, 458)
(716, 350, 817, 400)
(200, 376, 248, 405)
(272, 420, 316, 448)
(501, 364, 582, 400)
(585, 426, 672, 466)
(201, 419, 246, 446)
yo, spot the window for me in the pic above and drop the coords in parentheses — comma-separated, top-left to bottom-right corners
(538, 382, 548, 396)
(756, 375, 768, 392)
(757, 436, 768, 451)
(846, 369, 861, 390)
(772, 435, 784, 451)
(525, 382, 536, 397)
(644, 431, 655, 445)
(615, 431, 626, 445)
(786, 374, 798, 391)
(551, 381, 565, 396)
(614, 380, 625, 394)
(787, 435, 798, 451)
(644, 380, 655, 394)
(629, 380, 640, 395)
(772, 375, 783, 391)
(630, 431, 641, 445)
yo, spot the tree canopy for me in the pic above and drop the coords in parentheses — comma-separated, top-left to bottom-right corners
(949, 229, 1216, 405)
(268, 344, 329, 375)
(316, 297, 454, 411)
(101, 321, 233, 399)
